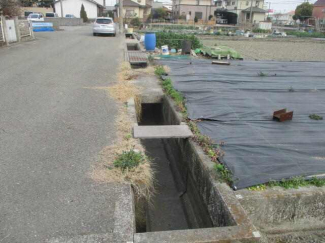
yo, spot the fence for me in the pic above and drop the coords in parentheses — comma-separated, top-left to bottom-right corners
(0, 17, 5, 44)
(0, 16, 34, 46)
(315, 19, 325, 33)
(19, 20, 33, 38)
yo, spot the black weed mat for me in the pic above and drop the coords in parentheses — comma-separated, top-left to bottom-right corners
(159, 59, 325, 189)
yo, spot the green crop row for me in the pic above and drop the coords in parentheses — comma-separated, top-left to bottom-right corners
(155, 31, 202, 50)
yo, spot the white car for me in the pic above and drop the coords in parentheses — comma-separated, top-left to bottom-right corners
(27, 13, 44, 22)
(93, 17, 116, 36)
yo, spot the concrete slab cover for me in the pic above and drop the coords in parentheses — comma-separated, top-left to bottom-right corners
(133, 125, 193, 139)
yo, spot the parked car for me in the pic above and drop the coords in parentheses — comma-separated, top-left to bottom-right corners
(93, 17, 116, 36)
(27, 13, 44, 22)
(65, 14, 76, 18)
(46, 12, 59, 18)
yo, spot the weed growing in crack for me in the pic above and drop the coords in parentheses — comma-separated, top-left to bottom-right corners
(154, 65, 167, 76)
(114, 149, 147, 171)
(214, 164, 233, 183)
(248, 176, 325, 190)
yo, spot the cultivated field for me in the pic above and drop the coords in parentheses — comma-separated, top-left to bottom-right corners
(200, 37, 325, 62)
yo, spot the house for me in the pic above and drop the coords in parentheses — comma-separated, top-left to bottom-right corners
(54, 0, 104, 18)
(313, 0, 325, 19)
(151, 2, 172, 20)
(272, 11, 295, 25)
(117, 0, 152, 21)
(172, 0, 218, 21)
(224, 0, 266, 24)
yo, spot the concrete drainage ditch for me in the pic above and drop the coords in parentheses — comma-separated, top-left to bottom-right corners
(130, 96, 260, 243)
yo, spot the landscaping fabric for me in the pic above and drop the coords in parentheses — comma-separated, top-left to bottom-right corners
(199, 46, 242, 59)
(159, 59, 325, 189)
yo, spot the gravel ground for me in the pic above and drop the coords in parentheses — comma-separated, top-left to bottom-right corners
(201, 37, 325, 61)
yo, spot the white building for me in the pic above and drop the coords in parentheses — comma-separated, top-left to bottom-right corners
(214, 0, 266, 24)
(225, 0, 266, 24)
(54, 0, 104, 19)
(271, 11, 295, 25)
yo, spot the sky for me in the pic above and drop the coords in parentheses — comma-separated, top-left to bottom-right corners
(106, 0, 318, 13)
(266, 0, 317, 13)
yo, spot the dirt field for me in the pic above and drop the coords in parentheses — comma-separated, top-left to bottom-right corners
(200, 37, 325, 62)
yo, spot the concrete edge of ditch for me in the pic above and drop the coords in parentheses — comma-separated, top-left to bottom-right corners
(235, 186, 325, 231)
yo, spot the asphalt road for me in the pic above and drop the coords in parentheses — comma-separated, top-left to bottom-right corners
(0, 26, 129, 242)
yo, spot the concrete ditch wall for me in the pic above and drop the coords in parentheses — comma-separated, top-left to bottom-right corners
(236, 187, 325, 242)
(44, 18, 83, 29)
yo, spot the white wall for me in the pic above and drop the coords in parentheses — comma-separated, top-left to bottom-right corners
(55, 0, 98, 18)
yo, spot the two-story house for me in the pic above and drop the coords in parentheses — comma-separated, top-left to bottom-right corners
(225, 0, 266, 24)
(313, 0, 325, 20)
(117, 0, 152, 21)
(172, 0, 218, 21)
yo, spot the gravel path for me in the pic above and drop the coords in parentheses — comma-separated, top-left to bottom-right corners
(201, 37, 325, 61)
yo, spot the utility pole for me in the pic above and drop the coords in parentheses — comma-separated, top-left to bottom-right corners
(59, 0, 64, 18)
(249, 0, 253, 24)
(119, 0, 124, 34)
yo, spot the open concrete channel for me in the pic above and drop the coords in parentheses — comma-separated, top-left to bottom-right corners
(121, 35, 325, 242)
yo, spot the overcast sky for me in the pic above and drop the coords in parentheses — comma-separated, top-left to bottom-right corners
(266, 0, 316, 13)
(106, 0, 317, 13)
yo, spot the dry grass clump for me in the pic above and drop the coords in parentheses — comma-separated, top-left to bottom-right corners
(92, 62, 154, 200)
(107, 63, 157, 103)
(92, 106, 154, 200)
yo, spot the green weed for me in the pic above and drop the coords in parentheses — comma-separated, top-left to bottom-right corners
(258, 71, 267, 77)
(248, 184, 267, 191)
(264, 176, 325, 190)
(214, 164, 233, 183)
(309, 114, 323, 120)
(154, 65, 166, 76)
(113, 149, 146, 171)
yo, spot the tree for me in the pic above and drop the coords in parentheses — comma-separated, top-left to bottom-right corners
(293, 2, 313, 22)
(153, 8, 167, 19)
(20, 0, 53, 7)
(80, 4, 88, 22)
(0, 0, 21, 16)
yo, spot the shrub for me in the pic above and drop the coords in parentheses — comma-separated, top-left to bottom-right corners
(130, 17, 141, 27)
(113, 150, 146, 171)
(194, 16, 198, 23)
(253, 28, 269, 33)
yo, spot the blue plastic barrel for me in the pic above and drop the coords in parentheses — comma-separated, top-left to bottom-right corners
(144, 32, 156, 51)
